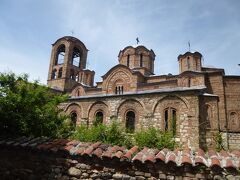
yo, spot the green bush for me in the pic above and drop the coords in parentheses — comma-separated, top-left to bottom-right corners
(72, 123, 177, 150)
(134, 127, 177, 150)
(72, 124, 107, 142)
(71, 121, 133, 147)
(213, 132, 225, 151)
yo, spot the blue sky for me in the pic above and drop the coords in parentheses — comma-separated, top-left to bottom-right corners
(0, 0, 240, 84)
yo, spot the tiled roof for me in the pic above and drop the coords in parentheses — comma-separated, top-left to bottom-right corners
(1, 136, 240, 171)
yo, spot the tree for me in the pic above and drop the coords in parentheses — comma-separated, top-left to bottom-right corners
(0, 72, 71, 137)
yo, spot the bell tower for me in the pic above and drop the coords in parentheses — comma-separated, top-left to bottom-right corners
(47, 36, 95, 92)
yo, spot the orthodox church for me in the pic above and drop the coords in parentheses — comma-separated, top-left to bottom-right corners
(47, 36, 240, 150)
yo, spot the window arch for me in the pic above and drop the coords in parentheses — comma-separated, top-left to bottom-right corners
(127, 54, 130, 67)
(76, 90, 80, 96)
(114, 79, 124, 95)
(58, 67, 63, 78)
(70, 112, 77, 126)
(140, 53, 143, 67)
(56, 45, 65, 65)
(51, 69, 57, 79)
(94, 111, 104, 125)
(70, 69, 75, 80)
(205, 105, 212, 128)
(72, 47, 81, 67)
(187, 56, 190, 69)
(115, 85, 123, 94)
(228, 112, 239, 131)
(164, 108, 176, 136)
(126, 111, 135, 132)
(75, 74, 79, 82)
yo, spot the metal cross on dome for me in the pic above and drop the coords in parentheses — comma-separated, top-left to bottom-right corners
(136, 37, 139, 44)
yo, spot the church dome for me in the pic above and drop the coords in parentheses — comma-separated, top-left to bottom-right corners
(118, 45, 155, 76)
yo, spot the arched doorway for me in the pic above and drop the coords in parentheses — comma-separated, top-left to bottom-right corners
(126, 111, 135, 132)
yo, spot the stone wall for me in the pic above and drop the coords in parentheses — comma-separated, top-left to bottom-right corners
(222, 132, 240, 150)
(64, 91, 200, 149)
(224, 77, 240, 132)
(0, 137, 240, 180)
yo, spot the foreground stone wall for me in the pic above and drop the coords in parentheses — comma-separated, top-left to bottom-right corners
(0, 137, 240, 180)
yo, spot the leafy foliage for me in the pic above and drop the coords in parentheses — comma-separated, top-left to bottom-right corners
(0, 72, 71, 137)
(72, 121, 134, 148)
(213, 132, 225, 151)
(72, 122, 177, 150)
(134, 127, 177, 150)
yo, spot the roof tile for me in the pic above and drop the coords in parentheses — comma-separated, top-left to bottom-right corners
(1, 136, 240, 171)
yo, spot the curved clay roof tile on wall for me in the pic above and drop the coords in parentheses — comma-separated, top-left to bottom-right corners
(1, 137, 240, 172)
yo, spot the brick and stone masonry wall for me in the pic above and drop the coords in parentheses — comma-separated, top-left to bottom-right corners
(0, 137, 240, 180)
(222, 132, 240, 150)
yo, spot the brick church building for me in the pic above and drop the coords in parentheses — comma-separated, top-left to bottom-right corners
(47, 36, 240, 150)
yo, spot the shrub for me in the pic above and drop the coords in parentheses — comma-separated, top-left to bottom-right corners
(71, 121, 132, 147)
(134, 127, 177, 150)
(72, 124, 107, 142)
(72, 123, 177, 150)
(213, 132, 225, 151)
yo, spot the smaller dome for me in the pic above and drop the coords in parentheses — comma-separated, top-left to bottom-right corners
(118, 44, 156, 76)
(178, 51, 202, 60)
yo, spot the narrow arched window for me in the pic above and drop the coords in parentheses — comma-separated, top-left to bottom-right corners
(80, 73, 83, 83)
(94, 111, 103, 126)
(127, 54, 130, 67)
(126, 111, 135, 132)
(77, 90, 80, 96)
(164, 109, 168, 131)
(228, 112, 238, 131)
(52, 69, 57, 79)
(164, 108, 177, 136)
(140, 53, 143, 67)
(58, 67, 62, 78)
(118, 86, 121, 94)
(70, 69, 75, 80)
(188, 78, 191, 87)
(56, 45, 65, 65)
(115, 85, 124, 94)
(75, 74, 79, 82)
(187, 56, 190, 69)
(70, 112, 77, 126)
(72, 47, 81, 67)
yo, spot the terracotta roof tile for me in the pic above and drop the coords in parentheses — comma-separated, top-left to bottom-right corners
(123, 146, 138, 161)
(132, 148, 148, 164)
(92, 147, 103, 158)
(83, 142, 101, 156)
(155, 148, 168, 162)
(166, 149, 179, 166)
(144, 149, 158, 164)
(2, 136, 240, 171)
(181, 148, 193, 165)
